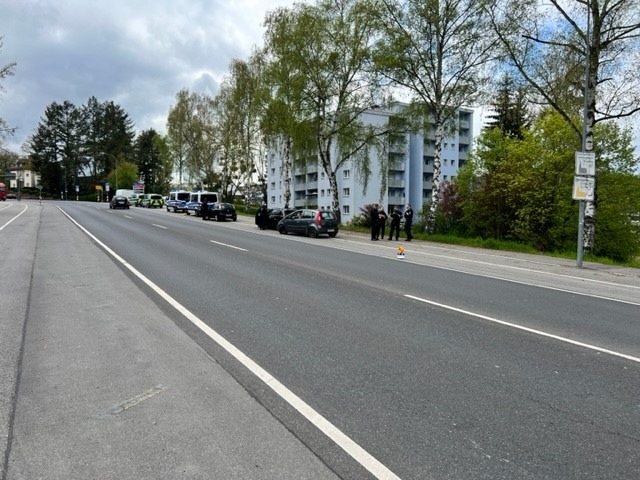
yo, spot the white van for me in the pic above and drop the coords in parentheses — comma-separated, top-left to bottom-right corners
(185, 191, 219, 216)
(115, 189, 136, 204)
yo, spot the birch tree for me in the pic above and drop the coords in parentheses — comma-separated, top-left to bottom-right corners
(264, 0, 391, 223)
(372, 0, 496, 233)
(487, 0, 640, 252)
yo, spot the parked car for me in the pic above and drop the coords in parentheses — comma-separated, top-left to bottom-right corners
(140, 193, 164, 208)
(165, 190, 190, 213)
(204, 202, 237, 222)
(277, 209, 338, 238)
(110, 195, 130, 209)
(133, 194, 144, 206)
(256, 207, 297, 230)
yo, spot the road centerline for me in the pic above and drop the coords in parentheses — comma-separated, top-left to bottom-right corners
(210, 240, 248, 251)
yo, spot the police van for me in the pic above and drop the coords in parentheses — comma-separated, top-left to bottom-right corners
(185, 191, 219, 216)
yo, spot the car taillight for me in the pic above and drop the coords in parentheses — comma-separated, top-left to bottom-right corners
(315, 211, 322, 224)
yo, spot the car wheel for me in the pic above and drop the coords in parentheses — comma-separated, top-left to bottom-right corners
(308, 227, 318, 238)
(278, 225, 287, 235)
(216, 214, 223, 222)
(329, 232, 337, 238)
(232, 215, 237, 221)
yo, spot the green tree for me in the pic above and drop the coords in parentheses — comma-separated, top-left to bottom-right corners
(372, 0, 496, 233)
(27, 98, 135, 195)
(487, 0, 640, 252)
(457, 109, 640, 259)
(483, 73, 530, 139)
(214, 55, 266, 199)
(261, 7, 310, 208)
(166, 89, 191, 187)
(106, 157, 138, 192)
(134, 129, 164, 192)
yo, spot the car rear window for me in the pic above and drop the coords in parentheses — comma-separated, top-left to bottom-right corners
(150, 195, 162, 200)
(320, 211, 334, 219)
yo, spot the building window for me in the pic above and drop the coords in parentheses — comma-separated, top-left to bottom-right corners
(343, 205, 350, 214)
(343, 188, 350, 197)
(271, 182, 276, 190)
(343, 169, 350, 179)
(321, 189, 325, 197)
(271, 196, 276, 203)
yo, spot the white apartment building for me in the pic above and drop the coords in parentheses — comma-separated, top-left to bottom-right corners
(266, 105, 473, 223)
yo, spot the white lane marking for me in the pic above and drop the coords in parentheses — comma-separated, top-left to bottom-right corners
(210, 240, 248, 252)
(406, 294, 640, 364)
(0, 204, 28, 232)
(124, 215, 133, 219)
(59, 206, 400, 480)
(152, 224, 167, 229)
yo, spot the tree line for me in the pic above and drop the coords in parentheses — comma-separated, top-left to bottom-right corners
(4, 0, 640, 259)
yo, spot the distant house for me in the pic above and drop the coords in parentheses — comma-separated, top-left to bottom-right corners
(8, 160, 41, 189)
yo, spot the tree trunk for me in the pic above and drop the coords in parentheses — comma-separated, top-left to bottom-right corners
(426, 120, 444, 234)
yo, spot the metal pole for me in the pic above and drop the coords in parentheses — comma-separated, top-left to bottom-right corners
(576, 1, 590, 268)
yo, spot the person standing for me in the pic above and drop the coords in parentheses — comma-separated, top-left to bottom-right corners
(403, 203, 414, 241)
(378, 205, 388, 240)
(256, 202, 269, 230)
(370, 204, 380, 240)
(201, 199, 209, 220)
(388, 207, 401, 241)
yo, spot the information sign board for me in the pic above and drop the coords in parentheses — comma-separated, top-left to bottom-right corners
(573, 176, 595, 201)
(575, 152, 596, 176)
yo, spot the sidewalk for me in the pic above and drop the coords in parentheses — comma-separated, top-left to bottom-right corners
(2, 206, 338, 480)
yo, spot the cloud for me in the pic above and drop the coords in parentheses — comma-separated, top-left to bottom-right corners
(0, 0, 295, 153)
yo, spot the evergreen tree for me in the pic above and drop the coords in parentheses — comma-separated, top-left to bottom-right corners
(484, 74, 530, 139)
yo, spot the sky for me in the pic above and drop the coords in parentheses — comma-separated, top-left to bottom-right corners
(0, 0, 297, 153)
(1, 0, 638, 158)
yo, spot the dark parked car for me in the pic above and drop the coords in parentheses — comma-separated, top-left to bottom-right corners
(204, 202, 237, 221)
(256, 207, 297, 230)
(110, 195, 130, 209)
(277, 209, 338, 238)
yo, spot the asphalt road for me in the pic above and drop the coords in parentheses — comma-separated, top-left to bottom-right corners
(2, 200, 640, 479)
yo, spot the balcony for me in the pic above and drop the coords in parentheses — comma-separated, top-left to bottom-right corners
(388, 179, 405, 188)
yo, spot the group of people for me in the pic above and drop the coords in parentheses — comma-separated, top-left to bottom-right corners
(370, 203, 413, 242)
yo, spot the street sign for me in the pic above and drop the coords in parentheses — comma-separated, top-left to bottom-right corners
(573, 176, 595, 201)
(575, 152, 595, 176)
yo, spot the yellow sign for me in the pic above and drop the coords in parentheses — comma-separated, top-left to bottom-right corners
(573, 176, 595, 201)
(96, 185, 103, 190)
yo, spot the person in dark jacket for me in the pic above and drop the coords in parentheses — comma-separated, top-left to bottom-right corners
(256, 202, 269, 230)
(388, 207, 401, 241)
(378, 205, 388, 240)
(201, 200, 209, 220)
(370, 204, 380, 240)
(403, 203, 413, 241)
